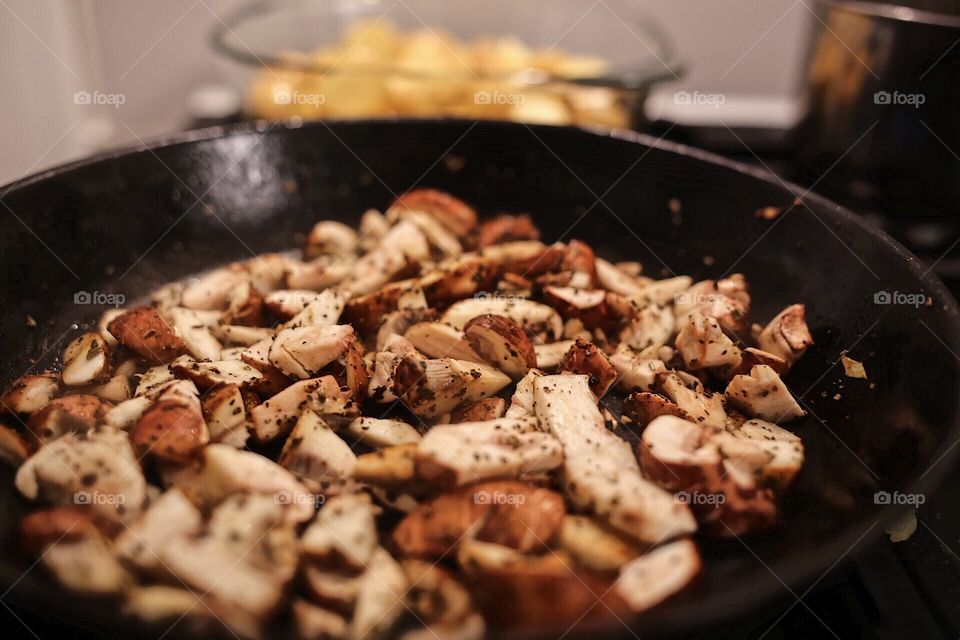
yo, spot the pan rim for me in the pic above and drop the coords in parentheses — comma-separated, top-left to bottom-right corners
(1, 117, 958, 634)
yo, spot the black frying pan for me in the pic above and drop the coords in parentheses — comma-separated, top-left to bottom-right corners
(1, 120, 958, 638)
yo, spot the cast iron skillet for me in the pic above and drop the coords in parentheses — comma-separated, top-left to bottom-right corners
(1, 120, 958, 638)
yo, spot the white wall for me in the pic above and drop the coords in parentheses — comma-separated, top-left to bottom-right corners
(0, 0, 814, 184)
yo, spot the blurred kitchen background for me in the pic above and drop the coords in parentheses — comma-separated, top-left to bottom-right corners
(1, 0, 813, 184)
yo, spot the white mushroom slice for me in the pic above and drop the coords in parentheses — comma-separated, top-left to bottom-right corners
(615, 539, 701, 613)
(221, 280, 263, 326)
(90, 374, 133, 403)
(595, 258, 646, 296)
(243, 252, 295, 294)
(285, 256, 355, 291)
(397, 285, 428, 311)
(1, 373, 60, 414)
(658, 371, 728, 429)
(442, 298, 563, 344)
(404, 322, 484, 362)
(251, 377, 354, 442)
(279, 410, 357, 493)
(505, 369, 544, 418)
(163, 307, 223, 361)
(292, 600, 349, 640)
(479, 240, 546, 264)
(393, 356, 512, 419)
(358, 208, 390, 251)
(220, 347, 245, 361)
(282, 289, 349, 329)
(349, 547, 409, 640)
(192, 444, 315, 523)
(306, 220, 359, 258)
(533, 341, 576, 370)
(158, 534, 287, 638)
(114, 488, 202, 572)
(725, 365, 805, 423)
(62, 332, 111, 386)
(98, 308, 126, 347)
(556, 515, 643, 572)
(201, 383, 250, 448)
(301, 493, 378, 569)
(134, 365, 176, 397)
(619, 304, 674, 355)
(264, 289, 323, 319)
(43, 534, 129, 596)
(627, 275, 693, 307)
(344, 417, 422, 448)
(463, 314, 537, 380)
(675, 312, 742, 370)
(269, 325, 356, 379)
(213, 324, 274, 347)
(171, 359, 263, 391)
(208, 493, 299, 576)
(104, 396, 153, 430)
(240, 337, 292, 395)
(609, 346, 666, 393)
(403, 209, 463, 259)
(533, 374, 696, 544)
(347, 220, 430, 296)
(757, 304, 814, 367)
(415, 416, 563, 486)
(638, 415, 721, 490)
(675, 278, 749, 332)
(15, 429, 146, 523)
(716, 419, 804, 490)
(181, 266, 248, 311)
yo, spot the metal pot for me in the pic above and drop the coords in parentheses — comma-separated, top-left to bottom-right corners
(801, 1, 960, 218)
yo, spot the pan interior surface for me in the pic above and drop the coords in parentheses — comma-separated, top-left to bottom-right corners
(0, 120, 958, 637)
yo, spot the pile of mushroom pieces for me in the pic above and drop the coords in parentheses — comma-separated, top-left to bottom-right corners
(0, 189, 814, 639)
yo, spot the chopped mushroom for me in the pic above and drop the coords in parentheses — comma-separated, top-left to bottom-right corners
(250, 376, 356, 442)
(114, 488, 202, 572)
(393, 355, 511, 420)
(657, 371, 728, 429)
(478, 214, 539, 248)
(463, 314, 537, 380)
(16, 428, 147, 523)
(556, 515, 643, 573)
(279, 410, 357, 494)
(353, 444, 418, 488)
(533, 340, 575, 370)
(61, 332, 111, 386)
(43, 533, 130, 596)
(675, 312, 742, 370)
(558, 338, 619, 398)
(132, 383, 210, 462)
(415, 416, 563, 487)
(418, 256, 497, 307)
(108, 308, 187, 364)
(615, 539, 701, 613)
(269, 325, 356, 379)
(504, 369, 543, 418)
(344, 417, 422, 448)
(608, 346, 666, 393)
(1, 373, 60, 414)
(389, 188, 477, 238)
(27, 394, 106, 444)
(301, 492, 378, 569)
(282, 289, 349, 329)
(200, 383, 250, 448)
(449, 397, 507, 423)
(441, 298, 563, 344)
(171, 358, 264, 391)
(393, 481, 566, 559)
(305, 220, 359, 260)
(725, 364, 805, 423)
(533, 374, 696, 544)
(181, 265, 247, 310)
(404, 322, 484, 363)
(264, 289, 323, 320)
(164, 307, 222, 361)
(349, 547, 409, 640)
(756, 304, 814, 367)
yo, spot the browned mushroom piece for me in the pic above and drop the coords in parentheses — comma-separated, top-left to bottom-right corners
(622, 391, 691, 430)
(478, 214, 540, 248)
(756, 303, 814, 367)
(19, 507, 98, 557)
(449, 397, 507, 423)
(108, 307, 188, 364)
(457, 539, 630, 631)
(240, 337, 293, 397)
(132, 386, 209, 462)
(221, 281, 265, 326)
(389, 188, 478, 238)
(675, 312, 742, 371)
(404, 322, 483, 362)
(28, 394, 106, 445)
(656, 371, 728, 429)
(0, 373, 60, 415)
(392, 481, 566, 559)
(342, 281, 416, 335)
(561, 239, 597, 286)
(463, 314, 537, 380)
(304, 220, 358, 260)
(268, 325, 357, 380)
(419, 256, 498, 307)
(541, 286, 615, 332)
(558, 338, 619, 398)
(200, 384, 250, 448)
(719, 346, 789, 379)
